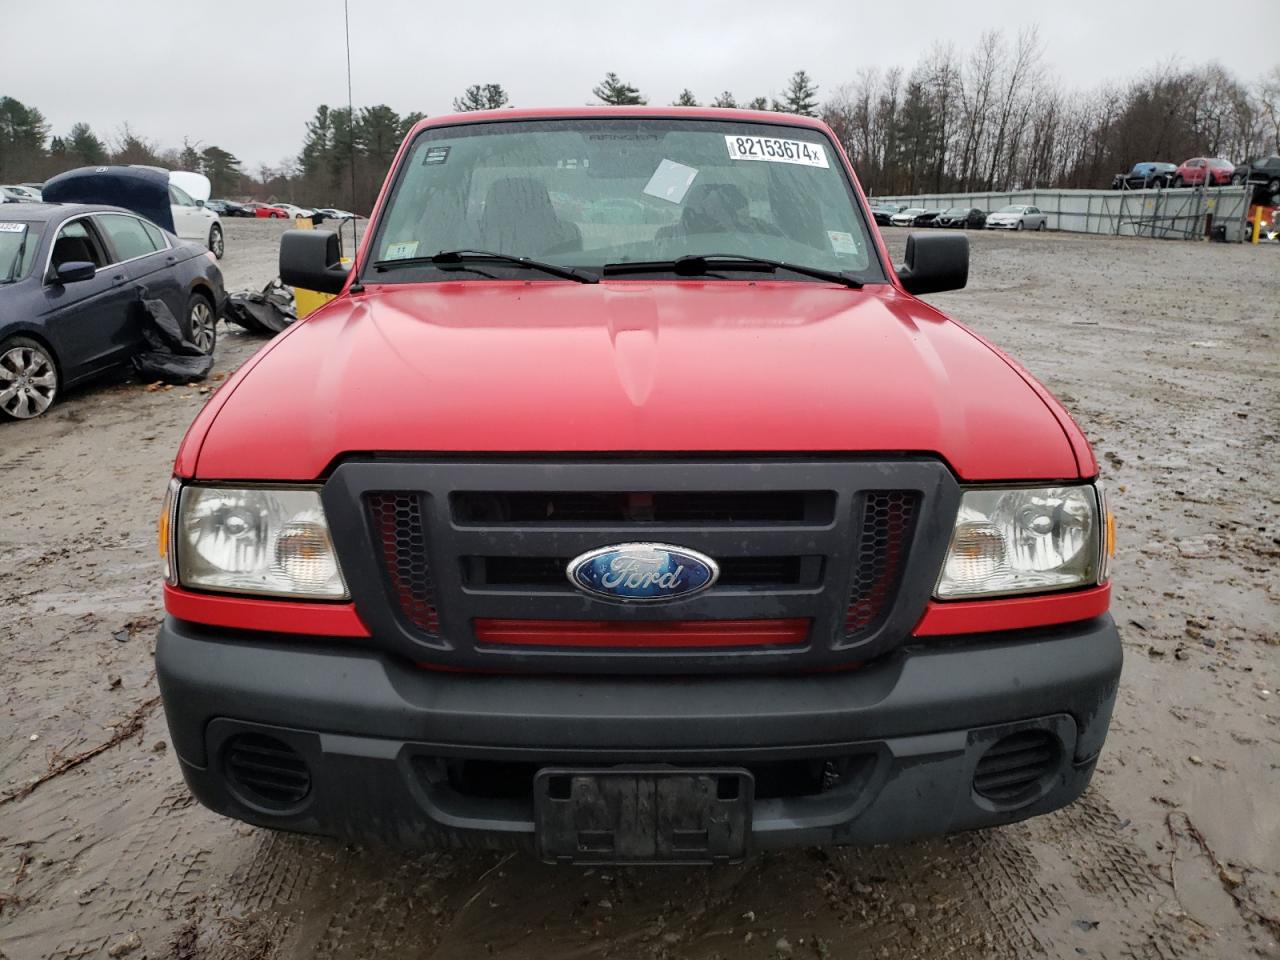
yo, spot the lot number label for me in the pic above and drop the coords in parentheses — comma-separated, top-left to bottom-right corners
(725, 135, 828, 168)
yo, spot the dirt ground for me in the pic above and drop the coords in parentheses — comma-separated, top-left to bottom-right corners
(1, 219, 1277, 960)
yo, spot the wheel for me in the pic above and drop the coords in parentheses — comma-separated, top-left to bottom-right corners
(1015, 220, 1024, 231)
(0, 336, 59, 420)
(1172, 175, 1183, 188)
(1268, 178, 1280, 195)
(208, 223, 224, 260)
(295, 213, 305, 220)
(1231, 172, 1244, 185)
(1037, 220, 1046, 231)
(271, 212, 283, 219)
(184, 292, 218, 355)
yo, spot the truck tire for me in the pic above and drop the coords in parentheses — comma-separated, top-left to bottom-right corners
(0, 335, 59, 420)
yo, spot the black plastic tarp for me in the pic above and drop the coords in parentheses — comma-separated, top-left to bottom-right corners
(132, 298, 213, 382)
(224, 279, 297, 335)
(42, 166, 175, 232)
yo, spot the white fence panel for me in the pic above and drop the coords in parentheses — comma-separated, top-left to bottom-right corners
(870, 187, 1252, 241)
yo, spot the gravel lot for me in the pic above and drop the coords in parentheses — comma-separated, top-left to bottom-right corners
(1, 219, 1276, 959)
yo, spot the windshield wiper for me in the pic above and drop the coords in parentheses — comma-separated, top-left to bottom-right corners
(371, 249, 597, 284)
(601, 253, 863, 288)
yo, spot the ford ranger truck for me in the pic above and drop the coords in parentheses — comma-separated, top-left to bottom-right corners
(156, 107, 1120, 864)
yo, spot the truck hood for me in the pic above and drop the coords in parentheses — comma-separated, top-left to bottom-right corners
(189, 280, 1084, 481)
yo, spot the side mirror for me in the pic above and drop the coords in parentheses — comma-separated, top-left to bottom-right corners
(896, 232, 968, 295)
(50, 261, 96, 284)
(280, 229, 349, 295)
(196, 199, 205, 207)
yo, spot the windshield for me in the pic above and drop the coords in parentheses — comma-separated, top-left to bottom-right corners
(367, 117, 883, 283)
(942, 207, 967, 216)
(997, 205, 1025, 213)
(0, 221, 40, 283)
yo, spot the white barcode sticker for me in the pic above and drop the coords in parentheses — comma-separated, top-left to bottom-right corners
(0, 222, 26, 233)
(725, 135, 828, 168)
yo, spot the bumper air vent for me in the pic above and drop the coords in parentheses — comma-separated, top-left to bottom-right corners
(223, 733, 311, 810)
(973, 729, 1061, 804)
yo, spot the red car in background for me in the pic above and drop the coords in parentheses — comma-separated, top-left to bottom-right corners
(1171, 157, 1234, 187)
(241, 202, 289, 219)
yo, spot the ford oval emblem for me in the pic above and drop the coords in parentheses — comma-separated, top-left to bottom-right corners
(566, 542, 719, 603)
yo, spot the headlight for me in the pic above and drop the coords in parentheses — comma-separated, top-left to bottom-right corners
(173, 485, 348, 598)
(935, 485, 1102, 599)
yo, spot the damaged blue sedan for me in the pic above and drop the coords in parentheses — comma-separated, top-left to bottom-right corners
(0, 167, 225, 419)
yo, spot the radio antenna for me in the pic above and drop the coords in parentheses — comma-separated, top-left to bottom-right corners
(343, 0, 362, 289)
(344, 0, 357, 214)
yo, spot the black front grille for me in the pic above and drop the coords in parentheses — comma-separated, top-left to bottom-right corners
(331, 460, 954, 673)
(223, 733, 311, 809)
(973, 730, 1061, 803)
(452, 490, 834, 525)
(465, 555, 818, 589)
(846, 492, 919, 637)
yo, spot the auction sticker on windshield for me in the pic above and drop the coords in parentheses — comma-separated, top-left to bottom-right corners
(0, 222, 26, 233)
(383, 240, 419, 260)
(725, 135, 828, 168)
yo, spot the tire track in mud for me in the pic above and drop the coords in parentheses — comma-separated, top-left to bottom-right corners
(158, 787, 1175, 960)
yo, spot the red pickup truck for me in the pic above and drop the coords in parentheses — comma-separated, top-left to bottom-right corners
(157, 107, 1120, 864)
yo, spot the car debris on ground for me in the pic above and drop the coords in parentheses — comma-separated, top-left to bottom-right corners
(224, 278, 297, 335)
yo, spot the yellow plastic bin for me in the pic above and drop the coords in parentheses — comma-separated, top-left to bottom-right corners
(290, 218, 351, 318)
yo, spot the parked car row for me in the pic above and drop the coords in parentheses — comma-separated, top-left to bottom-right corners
(869, 201, 1048, 231)
(1111, 155, 1280, 192)
(205, 199, 357, 221)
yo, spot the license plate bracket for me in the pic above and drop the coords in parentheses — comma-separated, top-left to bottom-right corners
(533, 767, 753, 864)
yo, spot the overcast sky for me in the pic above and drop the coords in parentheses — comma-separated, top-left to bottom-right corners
(5, 0, 1277, 171)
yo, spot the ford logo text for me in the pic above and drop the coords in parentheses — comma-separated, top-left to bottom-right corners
(566, 543, 719, 603)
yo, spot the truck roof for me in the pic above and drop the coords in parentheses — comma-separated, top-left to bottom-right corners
(408, 105, 832, 136)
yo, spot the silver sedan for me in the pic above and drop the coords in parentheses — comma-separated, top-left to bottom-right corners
(984, 204, 1049, 231)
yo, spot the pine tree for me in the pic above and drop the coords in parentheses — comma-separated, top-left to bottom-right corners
(200, 145, 242, 196)
(327, 107, 358, 199)
(673, 89, 699, 107)
(67, 122, 107, 164)
(299, 105, 332, 180)
(746, 96, 770, 111)
(453, 84, 509, 111)
(712, 91, 738, 108)
(0, 96, 49, 180)
(593, 73, 646, 105)
(777, 70, 819, 116)
(399, 112, 426, 138)
(357, 105, 403, 168)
